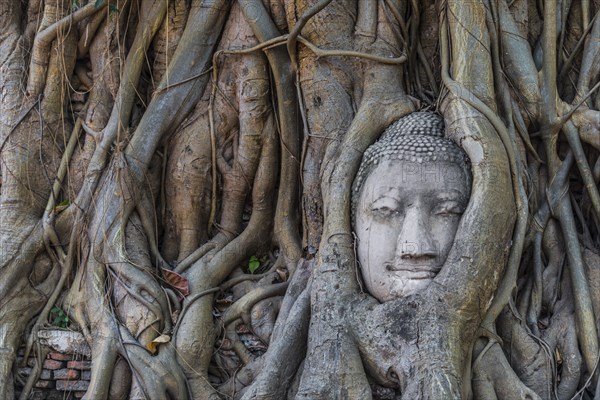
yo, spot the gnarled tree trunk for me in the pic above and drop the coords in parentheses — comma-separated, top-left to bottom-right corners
(0, 0, 599, 399)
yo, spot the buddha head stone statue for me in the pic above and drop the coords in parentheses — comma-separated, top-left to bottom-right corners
(352, 112, 472, 302)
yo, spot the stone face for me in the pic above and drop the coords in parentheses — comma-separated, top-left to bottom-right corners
(352, 112, 471, 218)
(37, 329, 91, 357)
(352, 112, 471, 302)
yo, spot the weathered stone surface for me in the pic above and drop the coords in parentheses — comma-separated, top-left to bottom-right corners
(353, 112, 471, 301)
(56, 379, 90, 391)
(37, 329, 91, 357)
(54, 368, 79, 380)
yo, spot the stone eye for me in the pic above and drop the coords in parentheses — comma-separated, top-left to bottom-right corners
(372, 207, 401, 218)
(433, 201, 464, 216)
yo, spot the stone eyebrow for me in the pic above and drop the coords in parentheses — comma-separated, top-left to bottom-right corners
(370, 194, 402, 206)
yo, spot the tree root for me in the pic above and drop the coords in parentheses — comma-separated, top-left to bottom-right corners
(472, 341, 541, 400)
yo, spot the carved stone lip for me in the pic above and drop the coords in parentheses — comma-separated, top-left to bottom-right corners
(384, 263, 441, 278)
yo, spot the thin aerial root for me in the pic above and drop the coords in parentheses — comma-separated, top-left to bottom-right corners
(26, 1, 108, 97)
(286, 0, 334, 71)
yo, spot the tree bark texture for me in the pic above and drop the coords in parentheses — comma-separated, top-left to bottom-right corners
(0, 0, 599, 399)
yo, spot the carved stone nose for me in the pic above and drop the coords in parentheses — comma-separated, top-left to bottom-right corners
(399, 242, 437, 259)
(396, 207, 437, 260)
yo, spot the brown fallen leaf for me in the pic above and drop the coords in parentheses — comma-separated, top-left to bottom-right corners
(161, 268, 190, 297)
(147, 334, 170, 354)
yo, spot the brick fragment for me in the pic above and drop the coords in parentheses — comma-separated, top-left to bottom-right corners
(49, 352, 73, 361)
(39, 369, 52, 380)
(81, 370, 91, 380)
(54, 368, 79, 380)
(74, 391, 87, 398)
(67, 360, 91, 370)
(43, 359, 64, 370)
(56, 379, 90, 391)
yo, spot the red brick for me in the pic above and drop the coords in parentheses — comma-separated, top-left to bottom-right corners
(67, 360, 91, 370)
(49, 352, 73, 361)
(74, 391, 87, 398)
(43, 359, 64, 370)
(54, 368, 79, 380)
(33, 379, 54, 389)
(67, 361, 92, 370)
(56, 379, 89, 391)
(81, 370, 91, 380)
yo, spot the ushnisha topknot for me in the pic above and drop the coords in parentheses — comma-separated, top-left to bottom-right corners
(351, 112, 472, 218)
